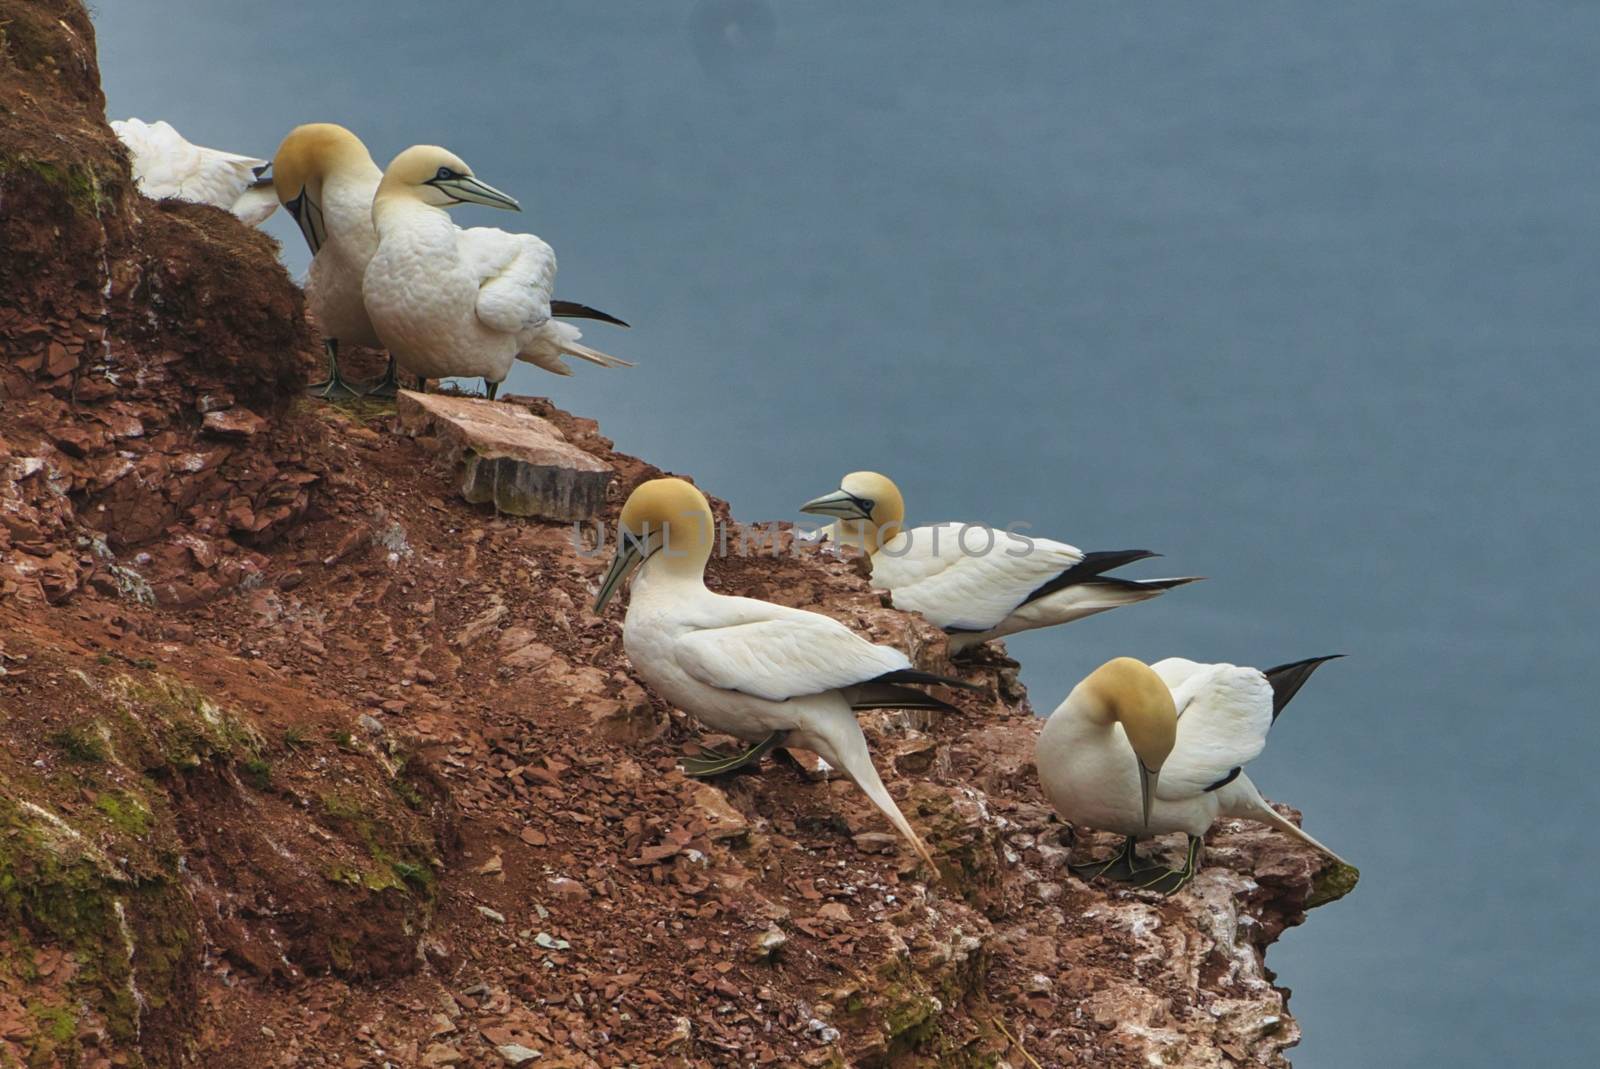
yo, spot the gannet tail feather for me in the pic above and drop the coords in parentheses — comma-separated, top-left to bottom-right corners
(1262, 654, 1345, 721)
(559, 338, 635, 369)
(1084, 574, 1205, 595)
(800, 708, 938, 872)
(1218, 776, 1349, 867)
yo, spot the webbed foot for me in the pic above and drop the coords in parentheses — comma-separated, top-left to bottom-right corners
(362, 356, 400, 399)
(680, 731, 787, 777)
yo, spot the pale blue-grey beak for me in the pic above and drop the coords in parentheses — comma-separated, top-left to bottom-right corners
(800, 488, 870, 520)
(435, 174, 521, 211)
(1137, 759, 1160, 830)
(593, 539, 643, 613)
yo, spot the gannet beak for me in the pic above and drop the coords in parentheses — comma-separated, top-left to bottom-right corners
(593, 539, 644, 613)
(800, 489, 870, 520)
(1137, 760, 1160, 830)
(434, 174, 521, 211)
(283, 189, 325, 254)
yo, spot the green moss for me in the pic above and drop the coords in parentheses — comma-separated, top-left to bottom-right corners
(94, 792, 152, 838)
(240, 759, 272, 791)
(29, 1002, 76, 1044)
(49, 726, 106, 763)
(390, 776, 425, 811)
(0, 158, 97, 213)
(113, 674, 262, 771)
(0, 797, 193, 1059)
(1307, 861, 1360, 909)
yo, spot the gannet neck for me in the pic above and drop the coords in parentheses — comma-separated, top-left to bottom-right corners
(371, 183, 450, 235)
(1072, 657, 1177, 769)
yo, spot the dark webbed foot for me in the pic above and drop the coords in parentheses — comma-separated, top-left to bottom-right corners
(307, 340, 362, 401)
(1069, 835, 1141, 882)
(1072, 834, 1203, 896)
(362, 356, 400, 399)
(680, 731, 787, 777)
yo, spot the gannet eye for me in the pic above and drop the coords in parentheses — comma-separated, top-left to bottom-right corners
(435, 166, 454, 180)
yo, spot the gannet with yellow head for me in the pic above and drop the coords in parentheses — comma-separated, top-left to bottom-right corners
(800, 471, 1201, 655)
(362, 145, 631, 400)
(271, 123, 387, 398)
(272, 126, 628, 399)
(593, 478, 976, 871)
(112, 118, 277, 225)
(1037, 655, 1350, 894)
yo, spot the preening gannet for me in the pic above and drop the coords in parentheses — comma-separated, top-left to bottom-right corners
(272, 127, 630, 400)
(112, 118, 277, 225)
(271, 123, 386, 399)
(801, 472, 1200, 655)
(593, 478, 976, 869)
(1036, 655, 1349, 894)
(363, 145, 631, 400)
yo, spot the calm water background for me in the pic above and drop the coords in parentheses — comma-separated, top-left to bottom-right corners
(94, 3, 1600, 1064)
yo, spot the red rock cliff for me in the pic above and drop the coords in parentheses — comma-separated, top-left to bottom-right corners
(0, 4, 1354, 1066)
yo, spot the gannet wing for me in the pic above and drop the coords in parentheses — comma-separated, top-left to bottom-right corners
(1156, 663, 1273, 799)
(874, 524, 1087, 632)
(459, 227, 555, 336)
(112, 118, 268, 214)
(673, 613, 912, 703)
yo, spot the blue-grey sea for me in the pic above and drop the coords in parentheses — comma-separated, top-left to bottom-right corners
(94, 3, 1600, 1065)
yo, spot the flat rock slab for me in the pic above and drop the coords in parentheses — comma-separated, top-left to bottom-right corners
(395, 391, 612, 521)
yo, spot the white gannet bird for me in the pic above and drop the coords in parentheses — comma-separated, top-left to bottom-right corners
(272, 126, 629, 400)
(271, 123, 386, 399)
(363, 145, 632, 400)
(800, 471, 1201, 656)
(112, 118, 277, 225)
(1036, 655, 1349, 894)
(593, 478, 977, 870)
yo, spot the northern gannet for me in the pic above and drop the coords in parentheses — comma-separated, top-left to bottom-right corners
(1036, 655, 1349, 894)
(363, 145, 631, 400)
(112, 118, 277, 225)
(801, 472, 1200, 655)
(271, 123, 386, 399)
(593, 478, 975, 869)
(272, 127, 630, 400)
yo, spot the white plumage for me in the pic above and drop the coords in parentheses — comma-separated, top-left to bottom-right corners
(802, 472, 1199, 654)
(364, 145, 629, 391)
(112, 118, 276, 225)
(595, 479, 960, 869)
(1036, 656, 1346, 865)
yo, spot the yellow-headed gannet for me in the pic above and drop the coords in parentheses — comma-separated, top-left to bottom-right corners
(271, 126, 629, 400)
(593, 478, 976, 870)
(1036, 655, 1349, 894)
(271, 123, 386, 399)
(112, 118, 277, 225)
(801, 471, 1200, 655)
(363, 145, 631, 401)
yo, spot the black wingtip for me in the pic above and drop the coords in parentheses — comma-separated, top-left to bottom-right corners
(849, 685, 963, 715)
(869, 668, 984, 692)
(1262, 654, 1345, 721)
(1021, 549, 1165, 606)
(550, 299, 631, 328)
